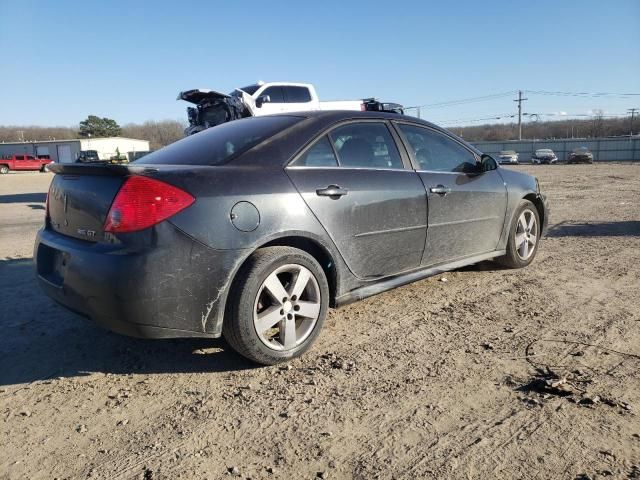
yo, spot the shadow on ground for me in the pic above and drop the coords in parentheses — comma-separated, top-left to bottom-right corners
(0, 193, 47, 204)
(547, 220, 640, 237)
(0, 258, 256, 387)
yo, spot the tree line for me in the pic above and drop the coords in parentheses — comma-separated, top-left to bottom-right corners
(449, 115, 636, 142)
(0, 116, 185, 151)
(1, 114, 636, 149)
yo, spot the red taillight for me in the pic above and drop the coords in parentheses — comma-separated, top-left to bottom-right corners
(104, 176, 195, 233)
(360, 103, 366, 111)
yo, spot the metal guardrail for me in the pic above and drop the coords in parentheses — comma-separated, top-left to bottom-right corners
(470, 137, 640, 162)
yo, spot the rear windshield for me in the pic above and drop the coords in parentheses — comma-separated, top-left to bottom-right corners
(137, 116, 301, 166)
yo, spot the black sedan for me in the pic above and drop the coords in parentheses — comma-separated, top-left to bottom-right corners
(35, 111, 549, 365)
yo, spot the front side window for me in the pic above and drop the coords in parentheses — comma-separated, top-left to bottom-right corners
(329, 123, 403, 169)
(290, 136, 338, 167)
(284, 86, 312, 103)
(261, 86, 285, 103)
(397, 124, 477, 173)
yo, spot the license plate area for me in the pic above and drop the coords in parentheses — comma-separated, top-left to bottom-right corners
(37, 244, 67, 287)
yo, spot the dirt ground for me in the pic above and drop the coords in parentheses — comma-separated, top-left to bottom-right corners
(1, 164, 639, 480)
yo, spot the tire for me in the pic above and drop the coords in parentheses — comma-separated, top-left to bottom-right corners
(223, 246, 330, 365)
(496, 200, 541, 269)
(0, 165, 9, 174)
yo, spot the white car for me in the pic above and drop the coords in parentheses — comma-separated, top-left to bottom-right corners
(178, 81, 403, 135)
(497, 150, 519, 164)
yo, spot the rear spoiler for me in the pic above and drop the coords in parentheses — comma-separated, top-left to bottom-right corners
(48, 163, 159, 177)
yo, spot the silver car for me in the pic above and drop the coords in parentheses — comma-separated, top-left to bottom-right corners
(498, 150, 519, 164)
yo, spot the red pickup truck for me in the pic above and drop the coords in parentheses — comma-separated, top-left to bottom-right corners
(0, 155, 53, 174)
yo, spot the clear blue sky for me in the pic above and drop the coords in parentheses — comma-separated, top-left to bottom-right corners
(1, 0, 638, 127)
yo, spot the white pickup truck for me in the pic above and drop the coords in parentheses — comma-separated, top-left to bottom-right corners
(178, 81, 403, 135)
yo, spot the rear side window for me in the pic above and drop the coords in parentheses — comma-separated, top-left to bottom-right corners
(291, 136, 338, 167)
(261, 86, 285, 103)
(330, 122, 403, 169)
(15, 155, 24, 160)
(137, 116, 301, 166)
(284, 86, 312, 103)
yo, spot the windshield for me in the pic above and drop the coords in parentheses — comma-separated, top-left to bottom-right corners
(233, 84, 261, 96)
(536, 149, 553, 155)
(136, 116, 301, 166)
(573, 147, 589, 153)
(500, 150, 516, 155)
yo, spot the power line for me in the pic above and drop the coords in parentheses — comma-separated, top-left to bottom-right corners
(405, 89, 640, 113)
(525, 90, 640, 98)
(405, 91, 517, 110)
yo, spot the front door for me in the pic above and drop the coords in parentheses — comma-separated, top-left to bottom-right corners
(394, 123, 507, 266)
(256, 86, 286, 115)
(286, 122, 427, 279)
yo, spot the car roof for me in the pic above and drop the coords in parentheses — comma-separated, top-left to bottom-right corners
(235, 110, 483, 167)
(269, 110, 464, 141)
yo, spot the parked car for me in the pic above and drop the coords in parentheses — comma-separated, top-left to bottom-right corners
(0, 154, 53, 174)
(497, 150, 519, 164)
(531, 149, 558, 164)
(178, 81, 403, 135)
(567, 146, 594, 164)
(36, 111, 549, 365)
(76, 150, 100, 163)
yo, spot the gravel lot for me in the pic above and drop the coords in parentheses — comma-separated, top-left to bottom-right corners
(1, 164, 639, 480)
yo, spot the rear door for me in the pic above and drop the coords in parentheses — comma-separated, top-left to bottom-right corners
(283, 86, 315, 112)
(26, 155, 41, 169)
(286, 121, 427, 279)
(394, 123, 507, 266)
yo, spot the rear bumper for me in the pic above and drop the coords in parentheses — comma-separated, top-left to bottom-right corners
(34, 224, 243, 339)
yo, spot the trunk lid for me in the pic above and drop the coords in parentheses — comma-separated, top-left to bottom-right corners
(46, 164, 159, 242)
(177, 89, 230, 104)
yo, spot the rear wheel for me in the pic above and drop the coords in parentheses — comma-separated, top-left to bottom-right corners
(496, 200, 540, 269)
(0, 165, 9, 174)
(223, 246, 329, 365)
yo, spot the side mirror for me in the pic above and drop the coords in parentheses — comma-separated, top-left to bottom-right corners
(255, 95, 271, 108)
(480, 154, 498, 172)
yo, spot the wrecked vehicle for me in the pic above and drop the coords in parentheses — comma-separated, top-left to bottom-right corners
(35, 110, 548, 365)
(178, 81, 404, 135)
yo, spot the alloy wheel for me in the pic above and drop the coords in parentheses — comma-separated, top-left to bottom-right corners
(515, 209, 537, 260)
(253, 264, 321, 351)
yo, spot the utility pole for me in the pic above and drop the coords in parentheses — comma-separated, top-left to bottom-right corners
(514, 90, 528, 140)
(628, 108, 638, 137)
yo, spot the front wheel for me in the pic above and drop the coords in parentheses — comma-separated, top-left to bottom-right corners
(223, 246, 329, 365)
(496, 200, 541, 269)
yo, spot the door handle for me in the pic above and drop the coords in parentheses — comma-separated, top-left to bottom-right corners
(316, 185, 348, 198)
(430, 185, 452, 195)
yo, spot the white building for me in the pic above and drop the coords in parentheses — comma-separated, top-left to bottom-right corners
(0, 137, 150, 163)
